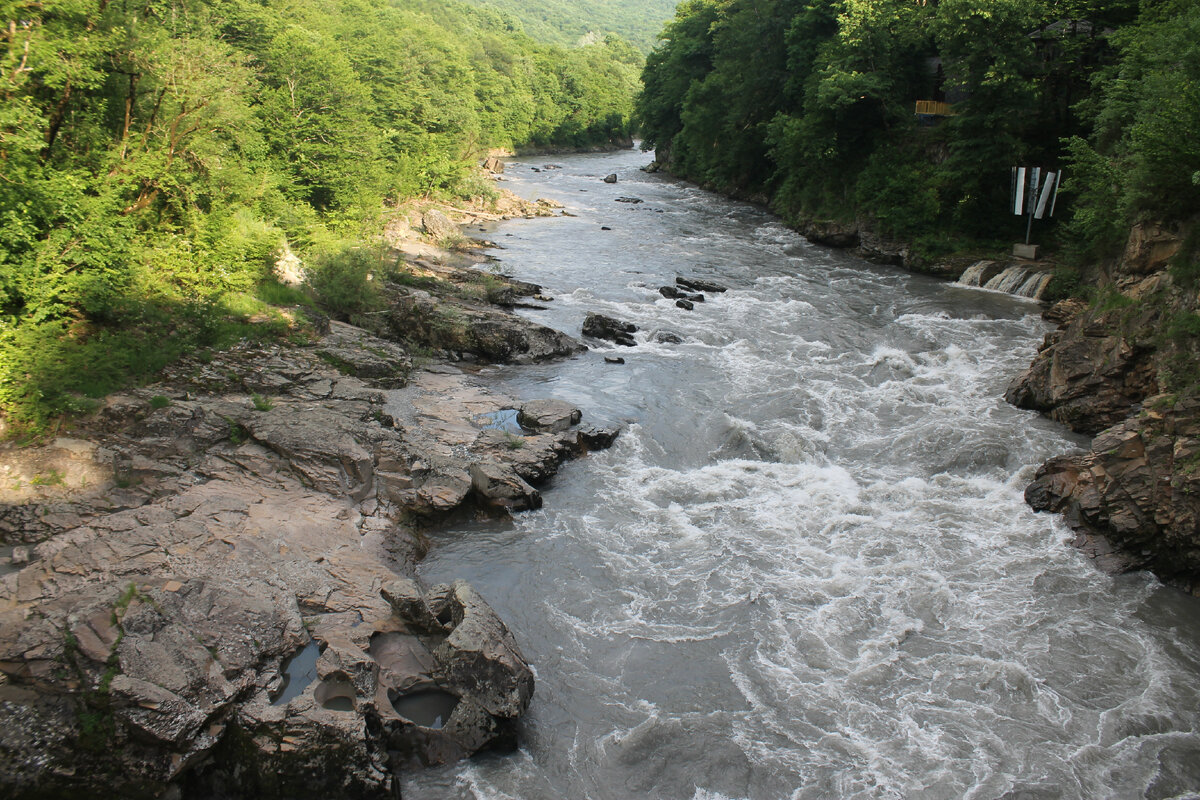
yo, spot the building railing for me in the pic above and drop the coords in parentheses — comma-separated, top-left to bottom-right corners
(914, 100, 954, 116)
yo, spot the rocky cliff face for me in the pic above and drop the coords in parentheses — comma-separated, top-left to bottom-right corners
(1005, 222, 1200, 593)
(0, 271, 616, 796)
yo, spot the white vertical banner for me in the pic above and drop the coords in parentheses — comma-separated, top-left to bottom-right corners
(1014, 167, 1026, 215)
(1028, 167, 1041, 213)
(1049, 169, 1062, 217)
(1034, 171, 1056, 219)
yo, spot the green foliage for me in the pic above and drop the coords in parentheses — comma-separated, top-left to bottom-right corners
(637, 0, 1197, 259)
(1, 0, 640, 433)
(304, 245, 387, 319)
(251, 393, 275, 412)
(150, 396, 172, 409)
(459, 0, 678, 54)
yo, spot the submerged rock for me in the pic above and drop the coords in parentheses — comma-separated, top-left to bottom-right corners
(675, 276, 727, 294)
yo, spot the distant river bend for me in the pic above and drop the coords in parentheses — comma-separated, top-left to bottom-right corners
(405, 148, 1200, 800)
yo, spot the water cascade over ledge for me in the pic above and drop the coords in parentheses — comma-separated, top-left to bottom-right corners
(957, 260, 1054, 299)
(403, 148, 1200, 800)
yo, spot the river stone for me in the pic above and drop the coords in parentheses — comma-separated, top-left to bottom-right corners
(675, 276, 727, 293)
(675, 299, 694, 311)
(577, 424, 620, 451)
(482, 157, 504, 174)
(517, 399, 582, 433)
(603, 173, 618, 183)
(582, 313, 637, 347)
(615, 196, 643, 204)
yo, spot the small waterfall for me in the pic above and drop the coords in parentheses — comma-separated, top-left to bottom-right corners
(956, 261, 1052, 300)
(984, 266, 1032, 293)
(1015, 271, 1052, 299)
(956, 260, 1001, 287)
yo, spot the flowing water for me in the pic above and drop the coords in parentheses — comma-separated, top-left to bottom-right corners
(402, 149, 1200, 800)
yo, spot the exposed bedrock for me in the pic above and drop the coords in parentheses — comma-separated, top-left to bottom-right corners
(0, 318, 617, 797)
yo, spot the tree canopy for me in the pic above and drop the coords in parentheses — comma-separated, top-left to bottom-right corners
(636, 0, 1193, 260)
(0, 0, 641, 430)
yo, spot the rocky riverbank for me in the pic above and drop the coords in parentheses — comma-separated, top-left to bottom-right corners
(0, 199, 618, 797)
(1005, 223, 1200, 594)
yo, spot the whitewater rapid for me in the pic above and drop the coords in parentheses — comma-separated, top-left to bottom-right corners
(402, 149, 1200, 800)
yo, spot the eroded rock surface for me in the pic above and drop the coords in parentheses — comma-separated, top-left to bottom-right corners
(1024, 396, 1200, 591)
(0, 320, 616, 797)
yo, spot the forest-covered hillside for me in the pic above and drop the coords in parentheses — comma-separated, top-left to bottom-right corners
(0, 0, 641, 432)
(637, 0, 1199, 269)
(462, 0, 680, 53)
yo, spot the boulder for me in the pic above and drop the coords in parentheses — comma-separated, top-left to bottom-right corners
(517, 399, 582, 433)
(482, 157, 504, 174)
(801, 219, 860, 248)
(582, 313, 638, 347)
(603, 173, 618, 184)
(675, 299, 694, 311)
(469, 461, 542, 511)
(615, 196, 643, 204)
(421, 210, 459, 242)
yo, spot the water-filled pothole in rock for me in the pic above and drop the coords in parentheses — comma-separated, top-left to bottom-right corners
(271, 640, 321, 706)
(315, 677, 357, 712)
(389, 688, 459, 729)
(475, 409, 524, 434)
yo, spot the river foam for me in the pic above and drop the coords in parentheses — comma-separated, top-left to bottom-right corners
(404, 148, 1200, 800)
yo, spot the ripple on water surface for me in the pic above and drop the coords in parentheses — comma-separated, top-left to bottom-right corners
(403, 148, 1200, 800)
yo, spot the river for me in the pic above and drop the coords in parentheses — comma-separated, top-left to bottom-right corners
(402, 148, 1200, 800)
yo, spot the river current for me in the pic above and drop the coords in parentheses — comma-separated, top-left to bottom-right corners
(403, 148, 1200, 800)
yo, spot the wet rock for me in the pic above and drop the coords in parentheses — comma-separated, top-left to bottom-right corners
(577, 424, 620, 451)
(582, 313, 637, 347)
(659, 286, 704, 302)
(517, 399, 582, 433)
(654, 331, 684, 344)
(801, 219, 860, 248)
(603, 173, 618, 183)
(675, 276, 727, 294)
(604, 356, 625, 365)
(469, 461, 541, 511)
(675, 299, 694, 311)
(1004, 308, 1158, 435)
(615, 196, 643, 204)
(1023, 397, 1200, 592)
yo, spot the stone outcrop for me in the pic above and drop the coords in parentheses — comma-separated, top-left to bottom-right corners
(1024, 396, 1200, 591)
(0, 314, 617, 796)
(1010, 221, 1200, 593)
(1005, 304, 1159, 435)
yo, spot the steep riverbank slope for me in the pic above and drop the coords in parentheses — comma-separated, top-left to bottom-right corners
(1006, 223, 1200, 594)
(0, 208, 617, 797)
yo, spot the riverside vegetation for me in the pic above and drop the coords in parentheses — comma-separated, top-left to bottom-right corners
(0, 0, 641, 435)
(637, 0, 1200, 590)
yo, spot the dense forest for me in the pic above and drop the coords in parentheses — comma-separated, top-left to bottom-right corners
(460, 0, 680, 53)
(0, 0, 641, 432)
(637, 0, 1200, 270)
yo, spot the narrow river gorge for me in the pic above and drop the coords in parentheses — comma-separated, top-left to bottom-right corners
(403, 148, 1200, 800)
